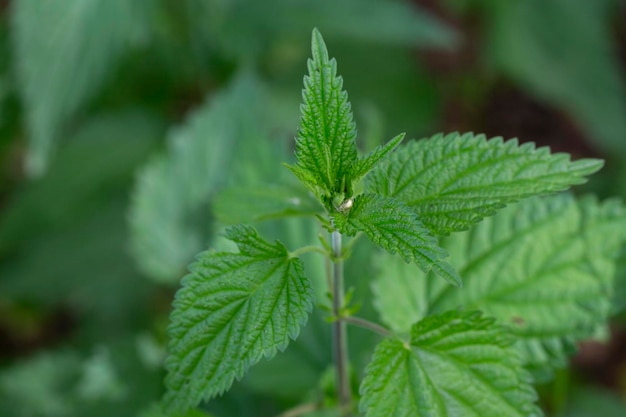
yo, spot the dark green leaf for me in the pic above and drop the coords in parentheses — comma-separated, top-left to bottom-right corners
(287, 28, 358, 201)
(163, 225, 313, 413)
(333, 193, 461, 286)
(360, 310, 541, 417)
(372, 194, 626, 376)
(368, 133, 603, 235)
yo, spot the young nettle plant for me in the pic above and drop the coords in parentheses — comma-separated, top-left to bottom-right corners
(162, 29, 625, 416)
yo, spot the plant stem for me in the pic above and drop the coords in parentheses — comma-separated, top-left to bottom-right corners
(343, 315, 391, 338)
(331, 230, 352, 416)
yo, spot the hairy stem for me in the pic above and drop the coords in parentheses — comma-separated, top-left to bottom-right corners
(331, 230, 352, 416)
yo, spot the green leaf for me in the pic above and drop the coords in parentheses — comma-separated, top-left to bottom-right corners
(163, 225, 314, 413)
(372, 194, 626, 376)
(360, 310, 541, 417)
(130, 74, 283, 284)
(368, 133, 603, 235)
(11, 0, 154, 175)
(350, 132, 405, 183)
(333, 193, 461, 286)
(288, 28, 358, 203)
(487, 0, 626, 154)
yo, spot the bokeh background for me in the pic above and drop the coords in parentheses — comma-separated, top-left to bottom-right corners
(0, 0, 625, 416)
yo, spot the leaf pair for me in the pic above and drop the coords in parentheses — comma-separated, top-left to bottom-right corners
(286, 29, 405, 208)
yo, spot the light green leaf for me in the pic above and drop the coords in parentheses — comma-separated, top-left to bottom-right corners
(11, 0, 154, 175)
(360, 310, 541, 417)
(287, 28, 358, 203)
(213, 184, 322, 225)
(372, 194, 626, 375)
(351, 132, 405, 183)
(163, 225, 314, 413)
(333, 193, 461, 286)
(130, 75, 282, 284)
(368, 133, 603, 235)
(487, 0, 626, 154)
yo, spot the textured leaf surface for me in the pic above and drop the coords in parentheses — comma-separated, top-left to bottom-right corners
(288, 29, 358, 200)
(12, 0, 153, 175)
(368, 133, 603, 235)
(351, 133, 405, 182)
(360, 311, 541, 417)
(163, 225, 313, 413)
(372, 194, 626, 375)
(333, 193, 461, 286)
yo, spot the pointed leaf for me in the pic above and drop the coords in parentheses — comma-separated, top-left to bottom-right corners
(333, 193, 461, 286)
(288, 28, 358, 201)
(372, 194, 626, 376)
(368, 132, 603, 235)
(360, 310, 541, 417)
(351, 132, 405, 182)
(163, 225, 313, 413)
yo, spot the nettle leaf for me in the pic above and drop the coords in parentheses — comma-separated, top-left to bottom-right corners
(287, 29, 358, 202)
(11, 0, 154, 175)
(163, 225, 313, 413)
(372, 194, 626, 375)
(333, 193, 461, 286)
(351, 132, 405, 183)
(360, 310, 541, 417)
(368, 132, 603, 235)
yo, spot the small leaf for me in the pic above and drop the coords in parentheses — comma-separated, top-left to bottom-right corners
(333, 193, 461, 286)
(351, 132, 405, 182)
(371, 194, 626, 376)
(368, 132, 603, 235)
(287, 28, 358, 203)
(163, 225, 313, 413)
(360, 310, 541, 417)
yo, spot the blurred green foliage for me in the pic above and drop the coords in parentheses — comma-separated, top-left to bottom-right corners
(0, 0, 625, 416)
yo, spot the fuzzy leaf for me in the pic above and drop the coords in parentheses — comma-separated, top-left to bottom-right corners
(333, 193, 461, 286)
(372, 194, 626, 375)
(360, 310, 541, 417)
(368, 132, 603, 235)
(351, 132, 405, 182)
(163, 225, 313, 413)
(287, 29, 358, 201)
(11, 0, 154, 175)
